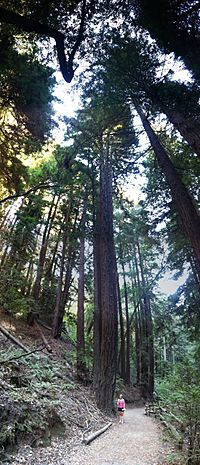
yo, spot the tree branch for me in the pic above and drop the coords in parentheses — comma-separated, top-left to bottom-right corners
(0, 325, 29, 352)
(69, 0, 87, 64)
(0, 4, 85, 83)
(0, 344, 46, 364)
(0, 183, 56, 204)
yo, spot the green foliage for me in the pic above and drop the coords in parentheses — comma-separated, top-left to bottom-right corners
(0, 268, 28, 315)
(157, 355, 200, 465)
(133, 0, 200, 83)
(0, 349, 71, 458)
(171, 274, 200, 339)
(0, 28, 55, 197)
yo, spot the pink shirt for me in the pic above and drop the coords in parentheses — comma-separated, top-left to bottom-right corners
(118, 398, 125, 408)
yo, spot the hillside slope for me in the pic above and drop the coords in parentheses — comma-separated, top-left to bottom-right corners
(0, 309, 142, 464)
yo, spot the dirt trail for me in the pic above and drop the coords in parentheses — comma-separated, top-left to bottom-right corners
(68, 407, 169, 465)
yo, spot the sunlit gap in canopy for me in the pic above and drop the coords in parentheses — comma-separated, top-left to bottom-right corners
(157, 270, 188, 296)
(52, 71, 82, 145)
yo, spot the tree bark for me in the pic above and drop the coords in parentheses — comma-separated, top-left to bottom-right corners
(133, 246, 144, 387)
(93, 206, 102, 391)
(137, 240, 154, 398)
(93, 133, 118, 412)
(117, 274, 126, 381)
(45, 225, 62, 286)
(52, 209, 70, 338)
(77, 201, 87, 377)
(135, 101, 200, 267)
(119, 243, 131, 384)
(163, 107, 200, 159)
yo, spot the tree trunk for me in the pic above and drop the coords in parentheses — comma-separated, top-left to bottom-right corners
(45, 225, 62, 286)
(77, 201, 87, 377)
(133, 246, 145, 387)
(137, 240, 154, 398)
(32, 194, 59, 301)
(25, 260, 34, 296)
(0, 215, 18, 269)
(135, 101, 200, 266)
(52, 209, 70, 338)
(52, 206, 79, 338)
(117, 274, 126, 381)
(0, 205, 12, 230)
(93, 203, 102, 392)
(163, 107, 200, 159)
(54, 259, 74, 338)
(93, 133, 118, 412)
(119, 243, 131, 384)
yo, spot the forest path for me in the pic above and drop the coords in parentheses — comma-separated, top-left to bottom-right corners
(68, 407, 170, 465)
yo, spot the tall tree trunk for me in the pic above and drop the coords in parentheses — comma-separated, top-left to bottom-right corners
(93, 133, 118, 412)
(25, 259, 34, 296)
(52, 210, 69, 338)
(133, 246, 145, 387)
(119, 243, 131, 384)
(189, 254, 200, 289)
(137, 240, 154, 398)
(23, 258, 33, 296)
(77, 201, 87, 377)
(0, 215, 18, 269)
(129, 261, 141, 385)
(135, 101, 200, 266)
(117, 274, 126, 381)
(93, 202, 102, 392)
(163, 107, 200, 159)
(45, 225, 62, 287)
(54, 258, 74, 338)
(52, 206, 79, 338)
(32, 194, 59, 301)
(147, 85, 200, 159)
(0, 205, 12, 230)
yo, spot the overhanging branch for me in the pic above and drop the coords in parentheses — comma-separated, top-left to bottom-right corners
(0, 2, 88, 83)
(0, 183, 57, 204)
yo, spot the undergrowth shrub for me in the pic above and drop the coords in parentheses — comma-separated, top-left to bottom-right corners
(157, 356, 200, 465)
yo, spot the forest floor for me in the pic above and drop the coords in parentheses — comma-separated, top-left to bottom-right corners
(0, 309, 176, 465)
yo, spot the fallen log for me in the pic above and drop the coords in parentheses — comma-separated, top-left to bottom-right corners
(83, 422, 112, 445)
(34, 320, 52, 353)
(37, 319, 52, 331)
(0, 325, 29, 352)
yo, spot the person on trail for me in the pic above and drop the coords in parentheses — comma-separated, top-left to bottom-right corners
(117, 394, 125, 424)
